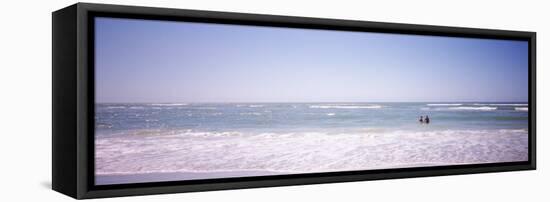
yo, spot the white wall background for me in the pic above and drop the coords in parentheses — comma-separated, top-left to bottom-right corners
(0, 0, 546, 201)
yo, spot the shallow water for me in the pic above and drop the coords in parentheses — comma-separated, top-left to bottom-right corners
(96, 102, 528, 134)
(94, 102, 529, 184)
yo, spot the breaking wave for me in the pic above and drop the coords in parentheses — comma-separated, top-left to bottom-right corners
(426, 104, 463, 106)
(448, 106, 498, 111)
(95, 128, 528, 176)
(310, 105, 382, 109)
(515, 107, 528, 111)
(150, 103, 188, 106)
(474, 103, 528, 106)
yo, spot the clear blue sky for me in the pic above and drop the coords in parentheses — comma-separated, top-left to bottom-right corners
(95, 17, 528, 103)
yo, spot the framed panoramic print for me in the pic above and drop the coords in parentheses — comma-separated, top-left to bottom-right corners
(52, 3, 536, 199)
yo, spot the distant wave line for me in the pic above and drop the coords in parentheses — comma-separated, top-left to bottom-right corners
(149, 103, 188, 106)
(448, 106, 497, 111)
(473, 103, 528, 106)
(426, 104, 462, 106)
(310, 105, 382, 109)
(515, 107, 528, 111)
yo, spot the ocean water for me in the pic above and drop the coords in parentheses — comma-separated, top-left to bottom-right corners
(95, 102, 529, 183)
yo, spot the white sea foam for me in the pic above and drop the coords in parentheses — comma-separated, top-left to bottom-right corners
(448, 106, 498, 111)
(326, 113, 336, 116)
(515, 107, 529, 111)
(426, 104, 462, 106)
(474, 103, 528, 106)
(95, 128, 528, 176)
(106, 106, 126, 109)
(310, 105, 382, 109)
(240, 112, 262, 116)
(248, 105, 264, 108)
(150, 103, 188, 106)
(196, 107, 217, 110)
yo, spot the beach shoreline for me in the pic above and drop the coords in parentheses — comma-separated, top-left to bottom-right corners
(95, 158, 527, 185)
(95, 102, 529, 185)
(96, 170, 285, 185)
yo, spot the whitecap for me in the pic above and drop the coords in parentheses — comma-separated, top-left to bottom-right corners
(426, 104, 462, 106)
(310, 105, 382, 109)
(448, 106, 497, 111)
(240, 112, 262, 116)
(515, 107, 528, 111)
(106, 106, 126, 109)
(150, 103, 188, 106)
(474, 103, 528, 106)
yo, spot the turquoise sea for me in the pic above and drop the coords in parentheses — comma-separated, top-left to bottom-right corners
(95, 102, 529, 184)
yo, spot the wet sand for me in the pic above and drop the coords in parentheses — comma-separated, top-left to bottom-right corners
(96, 170, 285, 185)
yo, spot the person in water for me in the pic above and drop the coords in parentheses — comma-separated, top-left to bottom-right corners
(424, 115, 430, 124)
(419, 116, 424, 123)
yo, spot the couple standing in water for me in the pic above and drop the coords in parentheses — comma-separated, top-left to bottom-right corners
(419, 115, 430, 124)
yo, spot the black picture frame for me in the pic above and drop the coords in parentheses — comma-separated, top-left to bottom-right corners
(52, 3, 536, 199)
